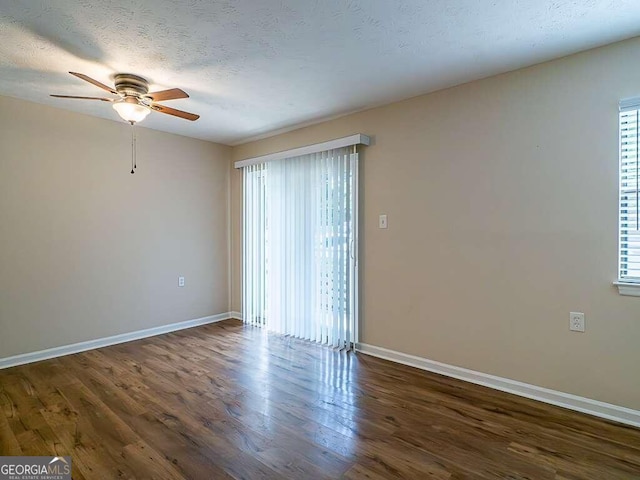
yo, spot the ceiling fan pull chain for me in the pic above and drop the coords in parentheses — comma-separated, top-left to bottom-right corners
(130, 121, 135, 174)
(134, 124, 137, 170)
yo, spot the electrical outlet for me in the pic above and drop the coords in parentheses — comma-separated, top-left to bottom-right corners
(569, 312, 585, 332)
(178, 276, 185, 287)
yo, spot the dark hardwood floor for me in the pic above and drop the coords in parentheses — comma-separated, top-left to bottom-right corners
(0, 319, 639, 479)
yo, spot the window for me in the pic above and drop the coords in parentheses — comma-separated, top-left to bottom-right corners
(617, 99, 640, 295)
(241, 147, 359, 347)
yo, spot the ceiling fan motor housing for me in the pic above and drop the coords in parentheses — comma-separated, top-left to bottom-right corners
(114, 74, 149, 97)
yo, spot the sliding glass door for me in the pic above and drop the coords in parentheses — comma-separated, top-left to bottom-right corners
(242, 147, 358, 349)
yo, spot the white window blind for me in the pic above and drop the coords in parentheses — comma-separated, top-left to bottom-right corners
(242, 147, 358, 348)
(619, 102, 640, 282)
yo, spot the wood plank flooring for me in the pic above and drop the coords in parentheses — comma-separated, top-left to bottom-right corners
(1, 319, 639, 479)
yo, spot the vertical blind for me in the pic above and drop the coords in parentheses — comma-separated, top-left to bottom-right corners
(242, 147, 357, 348)
(619, 102, 640, 281)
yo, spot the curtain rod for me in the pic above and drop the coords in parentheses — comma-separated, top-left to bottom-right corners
(234, 134, 370, 169)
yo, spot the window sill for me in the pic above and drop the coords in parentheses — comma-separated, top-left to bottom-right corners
(613, 281, 640, 297)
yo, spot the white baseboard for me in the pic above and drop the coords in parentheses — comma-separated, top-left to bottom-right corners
(229, 311, 243, 320)
(0, 312, 234, 370)
(356, 343, 640, 428)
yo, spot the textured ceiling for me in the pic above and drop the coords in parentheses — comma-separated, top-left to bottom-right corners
(1, 1, 640, 145)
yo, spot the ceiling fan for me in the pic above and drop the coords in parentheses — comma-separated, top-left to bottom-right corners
(51, 72, 199, 124)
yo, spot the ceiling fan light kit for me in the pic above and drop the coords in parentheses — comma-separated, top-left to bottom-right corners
(113, 98, 151, 124)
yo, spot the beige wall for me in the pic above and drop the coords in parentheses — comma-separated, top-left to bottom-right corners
(0, 95, 230, 358)
(231, 37, 640, 410)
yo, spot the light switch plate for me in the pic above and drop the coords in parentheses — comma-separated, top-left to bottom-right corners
(379, 214, 388, 229)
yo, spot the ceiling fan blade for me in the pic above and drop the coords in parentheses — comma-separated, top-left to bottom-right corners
(51, 95, 114, 102)
(152, 103, 200, 121)
(147, 88, 189, 102)
(69, 72, 118, 95)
